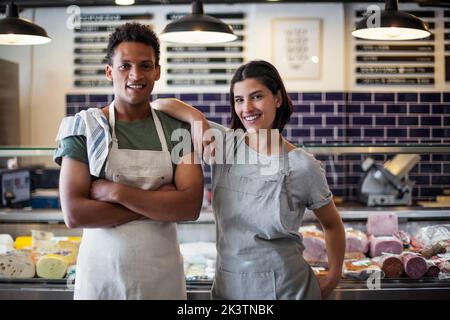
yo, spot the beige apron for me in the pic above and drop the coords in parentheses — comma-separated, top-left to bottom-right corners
(74, 101, 186, 300)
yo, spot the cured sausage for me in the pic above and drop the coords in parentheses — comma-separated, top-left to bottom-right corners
(372, 254, 404, 278)
(402, 253, 427, 279)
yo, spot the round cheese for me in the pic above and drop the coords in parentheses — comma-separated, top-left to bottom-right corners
(36, 254, 68, 279)
(0, 251, 35, 279)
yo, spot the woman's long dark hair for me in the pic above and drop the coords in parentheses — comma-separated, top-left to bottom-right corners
(229, 60, 293, 133)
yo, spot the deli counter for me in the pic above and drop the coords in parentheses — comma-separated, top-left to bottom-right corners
(0, 207, 450, 300)
(1, 144, 449, 299)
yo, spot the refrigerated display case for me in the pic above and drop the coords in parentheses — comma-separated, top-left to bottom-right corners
(180, 208, 450, 300)
(1, 145, 449, 300)
(0, 208, 449, 299)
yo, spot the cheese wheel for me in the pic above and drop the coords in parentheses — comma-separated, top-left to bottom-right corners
(0, 252, 35, 279)
(36, 254, 68, 279)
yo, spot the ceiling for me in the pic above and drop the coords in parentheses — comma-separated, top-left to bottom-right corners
(1, 0, 449, 9)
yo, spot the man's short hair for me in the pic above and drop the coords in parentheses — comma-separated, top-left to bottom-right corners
(105, 22, 160, 66)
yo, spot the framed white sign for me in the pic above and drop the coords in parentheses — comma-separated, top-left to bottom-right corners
(272, 18, 322, 80)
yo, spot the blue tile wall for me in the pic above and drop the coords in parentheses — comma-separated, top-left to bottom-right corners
(66, 91, 450, 203)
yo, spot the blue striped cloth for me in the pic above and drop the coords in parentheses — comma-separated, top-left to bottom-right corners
(55, 108, 111, 177)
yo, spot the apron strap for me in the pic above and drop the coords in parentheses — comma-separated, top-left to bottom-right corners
(225, 133, 246, 173)
(281, 141, 295, 211)
(150, 106, 169, 153)
(108, 101, 118, 142)
(218, 131, 296, 211)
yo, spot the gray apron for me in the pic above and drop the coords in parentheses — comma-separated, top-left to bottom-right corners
(211, 138, 321, 300)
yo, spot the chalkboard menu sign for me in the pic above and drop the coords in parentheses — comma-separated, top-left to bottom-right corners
(73, 13, 153, 88)
(165, 13, 246, 87)
(354, 10, 436, 86)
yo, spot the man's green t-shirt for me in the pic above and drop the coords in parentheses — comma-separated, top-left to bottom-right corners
(54, 110, 192, 181)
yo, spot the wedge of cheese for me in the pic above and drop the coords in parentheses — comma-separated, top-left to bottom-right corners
(0, 251, 35, 279)
(0, 234, 14, 254)
(36, 254, 68, 279)
(31, 230, 58, 253)
(14, 236, 32, 250)
(56, 240, 79, 265)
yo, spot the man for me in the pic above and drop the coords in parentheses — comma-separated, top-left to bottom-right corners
(54, 23, 203, 299)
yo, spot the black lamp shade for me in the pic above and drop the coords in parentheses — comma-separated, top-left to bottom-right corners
(0, 2, 51, 45)
(160, 1, 237, 44)
(352, 1, 430, 41)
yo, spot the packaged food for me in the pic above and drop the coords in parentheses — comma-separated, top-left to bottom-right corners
(343, 259, 385, 280)
(415, 225, 450, 248)
(180, 242, 216, 280)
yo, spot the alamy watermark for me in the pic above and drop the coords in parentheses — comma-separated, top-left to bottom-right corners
(364, 5, 381, 29)
(169, 124, 285, 176)
(366, 269, 383, 290)
(66, 5, 81, 30)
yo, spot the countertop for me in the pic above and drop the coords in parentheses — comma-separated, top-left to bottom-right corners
(0, 205, 449, 223)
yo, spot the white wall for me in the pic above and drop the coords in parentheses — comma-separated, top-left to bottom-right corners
(0, 10, 33, 146)
(3, 2, 448, 147)
(0, 3, 345, 147)
(246, 3, 345, 92)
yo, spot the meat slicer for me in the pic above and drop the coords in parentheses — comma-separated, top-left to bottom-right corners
(358, 154, 421, 206)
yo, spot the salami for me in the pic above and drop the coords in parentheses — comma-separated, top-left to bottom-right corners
(420, 242, 447, 259)
(372, 254, 404, 278)
(402, 253, 427, 279)
(425, 261, 440, 278)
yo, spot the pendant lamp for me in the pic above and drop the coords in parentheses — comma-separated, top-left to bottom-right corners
(115, 0, 135, 5)
(0, 1, 51, 45)
(352, 0, 430, 41)
(160, 0, 237, 44)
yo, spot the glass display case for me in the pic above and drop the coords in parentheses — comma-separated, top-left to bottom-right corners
(1, 145, 450, 300)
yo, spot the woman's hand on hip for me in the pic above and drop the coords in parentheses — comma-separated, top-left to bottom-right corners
(317, 274, 340, 300)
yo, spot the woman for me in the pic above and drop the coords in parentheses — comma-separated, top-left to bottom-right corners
(153, 60, 345, 300)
